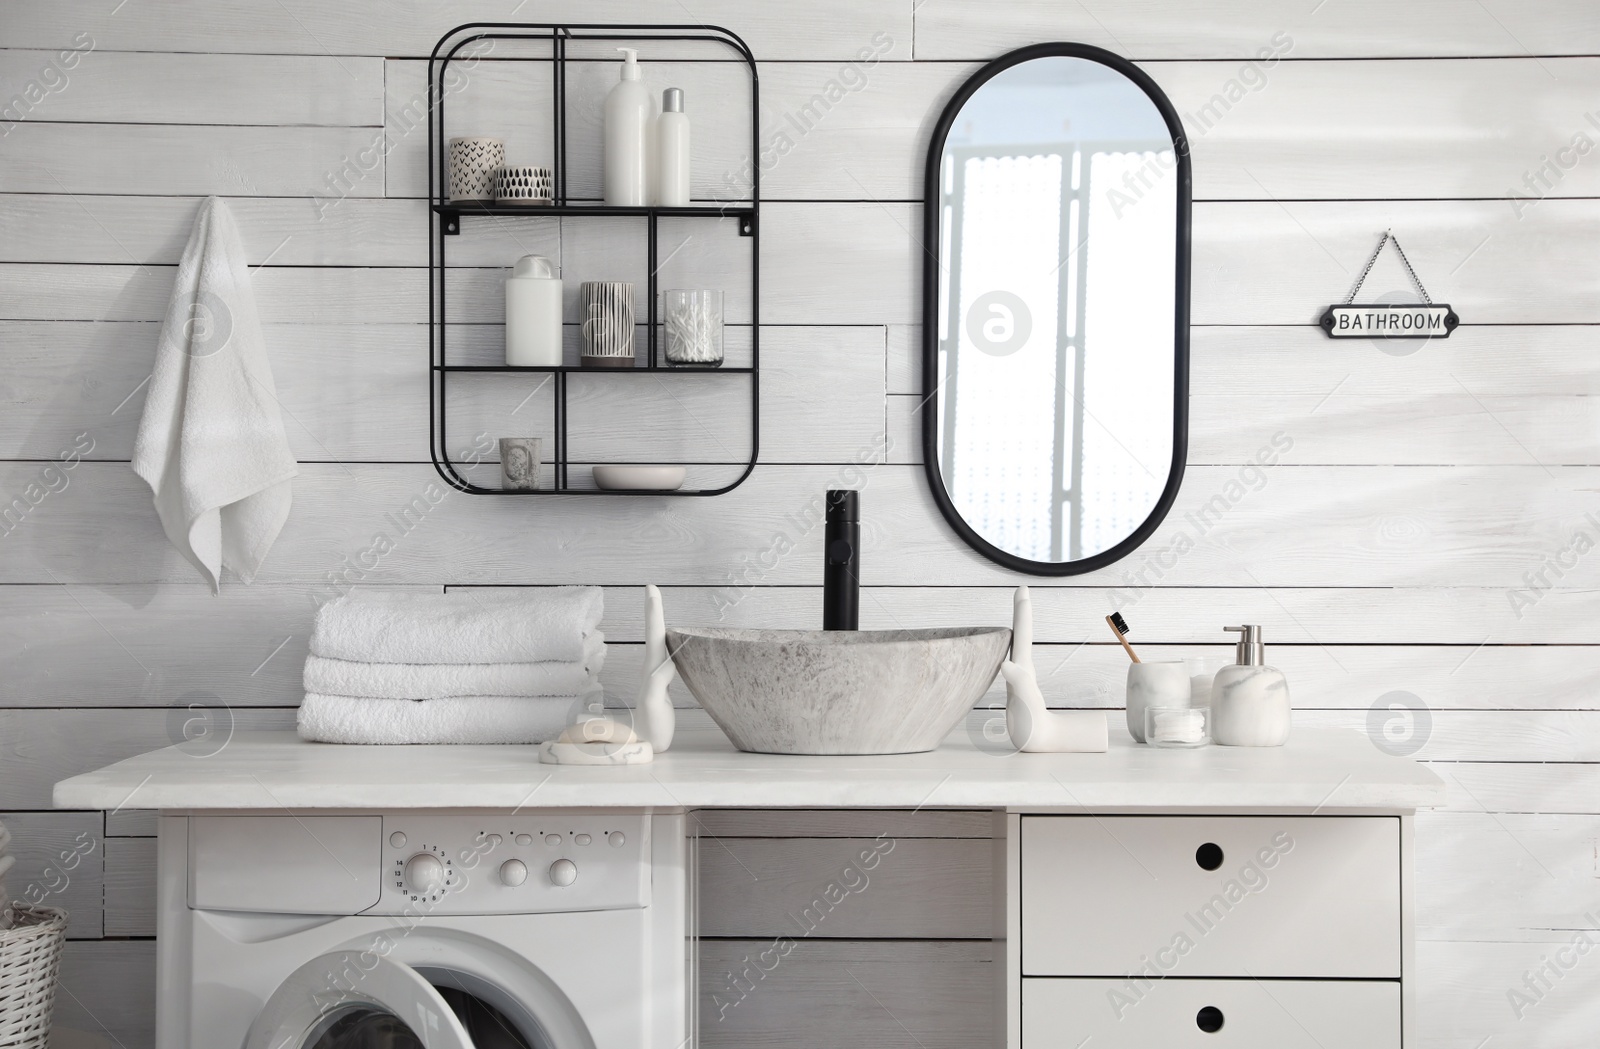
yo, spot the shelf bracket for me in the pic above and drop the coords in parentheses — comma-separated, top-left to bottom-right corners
(442, 213, 460, 236)
(738, 213, 755, 237)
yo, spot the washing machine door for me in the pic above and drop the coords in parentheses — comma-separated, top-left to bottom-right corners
(244, 950, 475, 1049)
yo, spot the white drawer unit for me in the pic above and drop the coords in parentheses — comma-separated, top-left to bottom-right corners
(1022, 976, 1402, 1049)
(1020, 815, 1400, 978)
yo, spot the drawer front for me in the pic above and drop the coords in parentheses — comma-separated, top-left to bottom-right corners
(1022, 976, 1400, 1049)
(1022, 816, 1399, 977)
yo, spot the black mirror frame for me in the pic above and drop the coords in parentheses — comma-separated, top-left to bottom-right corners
(921, 42, 1191, 576)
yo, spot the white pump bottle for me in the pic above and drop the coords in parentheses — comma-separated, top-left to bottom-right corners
(604, 47, 651, 206)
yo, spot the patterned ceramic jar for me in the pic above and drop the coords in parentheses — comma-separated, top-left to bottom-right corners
(448, 137, 504, 202)
(495, 165, 554, 205)
(580, 282, 636, 368)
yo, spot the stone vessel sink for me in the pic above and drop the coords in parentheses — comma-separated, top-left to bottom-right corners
(666, 626, 1011, 755)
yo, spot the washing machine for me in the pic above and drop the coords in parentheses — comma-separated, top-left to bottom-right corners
(155, 810, 688, 1049)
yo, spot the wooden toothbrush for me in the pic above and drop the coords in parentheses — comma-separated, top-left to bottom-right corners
(1105, 612, 1141, 663)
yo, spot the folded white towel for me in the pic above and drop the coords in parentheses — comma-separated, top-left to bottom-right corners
(297, 693, 601, 745)
(132, 197, 298, 592)
(311, 587, 603, 665)
(303, 633, 605, 699)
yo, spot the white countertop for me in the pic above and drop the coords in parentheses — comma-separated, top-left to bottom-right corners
(53, 711, 1444, 813)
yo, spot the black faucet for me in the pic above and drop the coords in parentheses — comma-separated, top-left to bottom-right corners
(823, 490, 860, 630)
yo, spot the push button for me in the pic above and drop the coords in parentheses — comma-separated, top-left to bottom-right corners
(389, 832, 407, 849)
(544, 833, 562, 846)
(575, 833, 592, 846)
(608, 831, 626, 848)
(515, 833, 533, 846)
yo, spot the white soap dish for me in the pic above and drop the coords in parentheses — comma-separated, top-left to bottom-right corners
(539, 716, 654, 764)
(539, 740, 654, 765)
(592, 465, 687, 491)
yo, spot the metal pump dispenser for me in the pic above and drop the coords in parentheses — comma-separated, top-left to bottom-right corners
(822, 490, 860, 630)
(1225, 625, 1266, 665)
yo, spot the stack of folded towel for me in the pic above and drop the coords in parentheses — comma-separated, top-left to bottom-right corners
(297, 587, 605, 744)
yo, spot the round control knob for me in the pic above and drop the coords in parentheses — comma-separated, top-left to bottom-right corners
(403, 853, 446, 895)
(549, 858, 578, 887)
(500, 859, 528, 887)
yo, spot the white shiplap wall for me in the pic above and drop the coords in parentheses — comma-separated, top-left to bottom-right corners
(3, 2, 1598, 1045)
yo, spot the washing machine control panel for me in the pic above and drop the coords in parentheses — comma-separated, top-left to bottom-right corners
(372, 814, 649, 915)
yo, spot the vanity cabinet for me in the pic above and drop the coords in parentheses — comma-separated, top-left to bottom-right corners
(53, 718, 1441, 1049)
(1010, 815, 1410, 1048)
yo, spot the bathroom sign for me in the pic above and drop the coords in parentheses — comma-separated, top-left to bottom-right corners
(1320, 303, 1458, 338)
(1321, 230, 1459, 340)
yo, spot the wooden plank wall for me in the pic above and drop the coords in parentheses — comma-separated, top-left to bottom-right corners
(2, 1, 1598, 1044)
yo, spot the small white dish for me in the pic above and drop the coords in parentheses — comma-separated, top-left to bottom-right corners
(593, 465, 687, 491)
(539, 740, 654, 765)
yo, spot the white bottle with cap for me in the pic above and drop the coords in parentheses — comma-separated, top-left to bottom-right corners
(604, 47, 651, 206)
(1209, 625, 1292, 747)
(505, 255, 563, 367)
(656, 87, 690, 207)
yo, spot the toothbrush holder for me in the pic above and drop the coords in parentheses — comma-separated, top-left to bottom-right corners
(1125, 660, 1191, 743)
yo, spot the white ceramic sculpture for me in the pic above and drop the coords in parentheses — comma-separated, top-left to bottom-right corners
(637, 584, 678, 751)
(1000, 587, 1109, 753)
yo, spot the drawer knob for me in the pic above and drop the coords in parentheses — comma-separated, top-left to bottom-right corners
(1196, 1006, 1225, 1033)
(1195, 842, 1224, 871)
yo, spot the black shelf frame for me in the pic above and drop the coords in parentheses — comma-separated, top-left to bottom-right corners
(437, 365, 755, 374)
(427, 22, 760, 496)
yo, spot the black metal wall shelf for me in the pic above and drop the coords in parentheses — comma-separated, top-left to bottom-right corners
(438, 365, 756, 374)
(435, 202, 756, 237)
(427, 22, 759, 497)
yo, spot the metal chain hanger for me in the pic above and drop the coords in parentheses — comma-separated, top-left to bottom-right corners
(1321, 229, 1458, 340)
(1344, 229, 1432, 305)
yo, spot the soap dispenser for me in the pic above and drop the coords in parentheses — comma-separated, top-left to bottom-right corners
(604, 47, 651, 206)
(1209, 625, 1291, 747)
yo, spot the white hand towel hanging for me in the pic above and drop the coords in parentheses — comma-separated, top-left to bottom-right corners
(133, 197, 297, 591)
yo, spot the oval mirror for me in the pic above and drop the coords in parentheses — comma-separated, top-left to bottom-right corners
(922, 44, 1190, 575)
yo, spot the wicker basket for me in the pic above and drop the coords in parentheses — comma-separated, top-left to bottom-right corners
(0, 906, 68, 1048)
